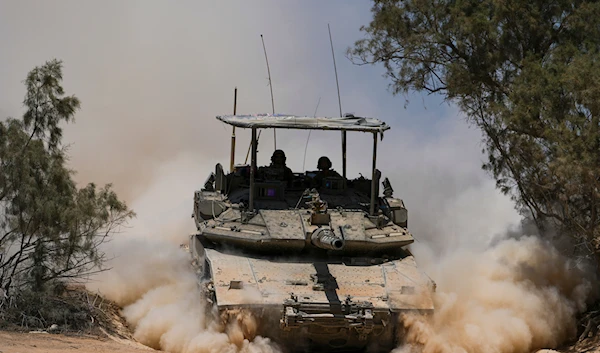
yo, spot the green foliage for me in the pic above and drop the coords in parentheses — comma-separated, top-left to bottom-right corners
(22, 59, 80, 152)
(350, 1, 600, 254)
(0, 60, 134, 296)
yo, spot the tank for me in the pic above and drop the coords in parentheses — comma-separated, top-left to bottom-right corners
(188, 114, 435, 353)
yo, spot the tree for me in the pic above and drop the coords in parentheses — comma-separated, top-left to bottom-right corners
(349, 0, 600, 257)
(0, 60, 134, 296)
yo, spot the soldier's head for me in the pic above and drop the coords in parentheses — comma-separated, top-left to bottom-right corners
(317, 156, 332, 171)
(271, 149, 287, 167)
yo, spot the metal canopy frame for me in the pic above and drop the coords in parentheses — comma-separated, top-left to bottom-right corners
(217, 114, 390, 133)
(221, 115, 385, 216)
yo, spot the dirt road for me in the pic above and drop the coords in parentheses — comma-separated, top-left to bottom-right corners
(0, 331, 155, 353)
(1, 330, 597, 353)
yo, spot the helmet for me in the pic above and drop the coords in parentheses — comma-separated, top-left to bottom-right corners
(271, 150, 286, 164)
(317, 156, 332, 170)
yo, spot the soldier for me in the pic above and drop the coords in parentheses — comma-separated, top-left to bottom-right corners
(267, 149, 294, 184)
(314, 156, 341, 187)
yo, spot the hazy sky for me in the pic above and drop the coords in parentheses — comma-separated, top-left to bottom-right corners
(0, 1, 521, 249)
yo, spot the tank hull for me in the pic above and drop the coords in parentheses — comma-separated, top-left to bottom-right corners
(191, 237, 434, 352)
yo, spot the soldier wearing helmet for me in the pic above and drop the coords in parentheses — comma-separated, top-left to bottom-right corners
(265, 149, 294, 185)
(314, 156, 341, 187)
(317, 156, 333, 171)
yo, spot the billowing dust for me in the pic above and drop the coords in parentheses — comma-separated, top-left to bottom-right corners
(83, 140, 597, 353)
(397, 236, 597, 353)
(87, 230, 597, 353)
(87, 237, 281, 353)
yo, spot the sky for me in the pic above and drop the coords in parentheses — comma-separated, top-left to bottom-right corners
(0, 0, 521, 251)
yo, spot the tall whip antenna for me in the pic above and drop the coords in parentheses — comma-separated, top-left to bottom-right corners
(261, 34, 277, 150)
(302, 96, 321, 171)
(244, 34, 278, 164)
(328, 24, 342, 118)
(328, 23, 346, 178)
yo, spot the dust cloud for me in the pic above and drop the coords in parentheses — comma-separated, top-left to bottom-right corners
(87, 191, 598, 353)
(85, 123, 598, 353)
(396, 235, 598, 353)
(87, 236, 281, 353)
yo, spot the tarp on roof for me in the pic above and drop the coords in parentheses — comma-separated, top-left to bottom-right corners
(216, 114, 390, 133)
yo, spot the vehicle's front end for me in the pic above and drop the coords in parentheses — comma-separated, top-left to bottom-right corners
(190, 236, 434, 353)
(187, 113, 435, 352)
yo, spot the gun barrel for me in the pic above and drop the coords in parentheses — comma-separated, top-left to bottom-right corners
(311, 228, 345, 250)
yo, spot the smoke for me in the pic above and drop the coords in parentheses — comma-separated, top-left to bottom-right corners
(87, 236, 282, 353)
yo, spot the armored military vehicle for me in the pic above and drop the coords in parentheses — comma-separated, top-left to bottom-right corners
(189, 113, 435, 352)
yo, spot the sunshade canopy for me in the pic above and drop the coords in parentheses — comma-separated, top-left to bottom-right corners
(217, 114, 390, 133)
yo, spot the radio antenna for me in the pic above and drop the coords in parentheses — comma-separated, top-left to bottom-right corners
(328, 24, 342, 117)
(302, 96, 321, 171)
(328, 23, 346, 178)
(261, 34, 277, 150)
(244, 34, 278, 164)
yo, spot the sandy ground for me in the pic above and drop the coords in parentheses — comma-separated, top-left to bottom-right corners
(0, 330, 598, 353)
(0, 331, 155, 353)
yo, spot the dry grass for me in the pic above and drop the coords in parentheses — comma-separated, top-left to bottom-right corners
(0, 282, 133, 340)
(557, 301, 600, 353)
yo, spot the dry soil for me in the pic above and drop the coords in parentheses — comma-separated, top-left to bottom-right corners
(0, 331, 155, 353)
